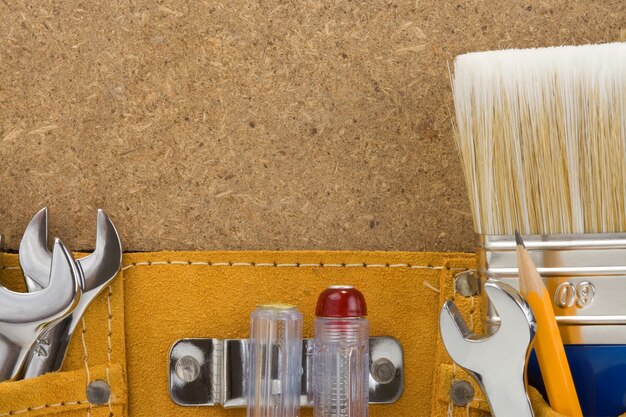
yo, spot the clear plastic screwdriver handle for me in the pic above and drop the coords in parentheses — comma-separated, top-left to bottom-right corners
(313, 286, 370, 417)
(247, 304, 303, 417)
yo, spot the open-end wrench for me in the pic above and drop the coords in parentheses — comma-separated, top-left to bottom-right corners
(439, 279, 536, 417)
(0, 239, 81, 381)
(19, 208, 122, 378)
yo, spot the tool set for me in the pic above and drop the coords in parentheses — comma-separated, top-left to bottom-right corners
(448, 42, 626, 416)
(2, 40, 625, 417)
(0, 208, 121, 382)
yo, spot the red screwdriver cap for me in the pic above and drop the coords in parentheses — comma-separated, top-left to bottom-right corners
(315, 286, 367, 318)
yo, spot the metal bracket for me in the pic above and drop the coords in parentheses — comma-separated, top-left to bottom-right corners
(480, 233, 626, 344)
(169, 336, 404, 407)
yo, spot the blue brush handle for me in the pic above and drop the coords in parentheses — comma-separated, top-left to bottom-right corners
(527, 345, 626, 417)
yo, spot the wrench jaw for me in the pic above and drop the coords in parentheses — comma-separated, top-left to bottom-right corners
(484, 281, 537, 343)
(19, 207, 50, 292)
(0, 239, 81, 381)
(79, 209, 122, 292)
(439, 301, 482, 370)
(18, 208, 122, 292)
(18, 209, 122, 379)
(439, 279, 537, 417)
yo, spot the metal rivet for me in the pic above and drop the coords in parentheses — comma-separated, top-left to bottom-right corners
(455, 270, 480, 297)
(554, 282, 576, 308)
(576, 281, 596, 308)
(450, 380, 474, 406)
(175, 355, 201, 383)
(86, 380, 111, 405)
(371, 358, 396, 384)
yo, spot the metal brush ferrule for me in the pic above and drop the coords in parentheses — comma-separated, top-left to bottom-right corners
(478, 233, 626, 344)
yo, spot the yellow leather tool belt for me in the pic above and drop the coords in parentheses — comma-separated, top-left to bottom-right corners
(0, 251, 566, 417)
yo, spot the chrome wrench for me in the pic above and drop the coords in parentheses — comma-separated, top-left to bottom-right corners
(439, 279, 536, 417)
(0, 239, 81, 381)
(19, 208, 122, 378)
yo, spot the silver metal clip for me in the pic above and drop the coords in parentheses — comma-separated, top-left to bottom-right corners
(169, 336, 404, 407)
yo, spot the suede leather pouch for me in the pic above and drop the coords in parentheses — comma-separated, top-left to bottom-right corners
(0, 251, 569, 417)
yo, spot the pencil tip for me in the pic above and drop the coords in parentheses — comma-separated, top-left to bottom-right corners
(515, 229, 525, 248)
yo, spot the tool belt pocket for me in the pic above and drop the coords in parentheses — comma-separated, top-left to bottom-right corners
(0, 363, 126, 417)
(1, 250, 578, 417)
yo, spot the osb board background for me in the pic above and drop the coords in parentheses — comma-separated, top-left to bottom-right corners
(0, 1, 624, 252)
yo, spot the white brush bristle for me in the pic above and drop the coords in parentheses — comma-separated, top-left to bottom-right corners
(453, 42, 626, 235)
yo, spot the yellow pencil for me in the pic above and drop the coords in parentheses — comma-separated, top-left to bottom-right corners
(515, 230, 582, 417)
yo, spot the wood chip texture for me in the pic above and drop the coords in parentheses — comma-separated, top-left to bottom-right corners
(0, 1, 624, 252)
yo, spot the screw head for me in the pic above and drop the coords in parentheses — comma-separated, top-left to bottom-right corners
(455, 270, 479, 297)
(371, 358, 396, 384)
(450, 380, 474, 406)
(175, 355, 201, 383)
(86, 380, 111, 405)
